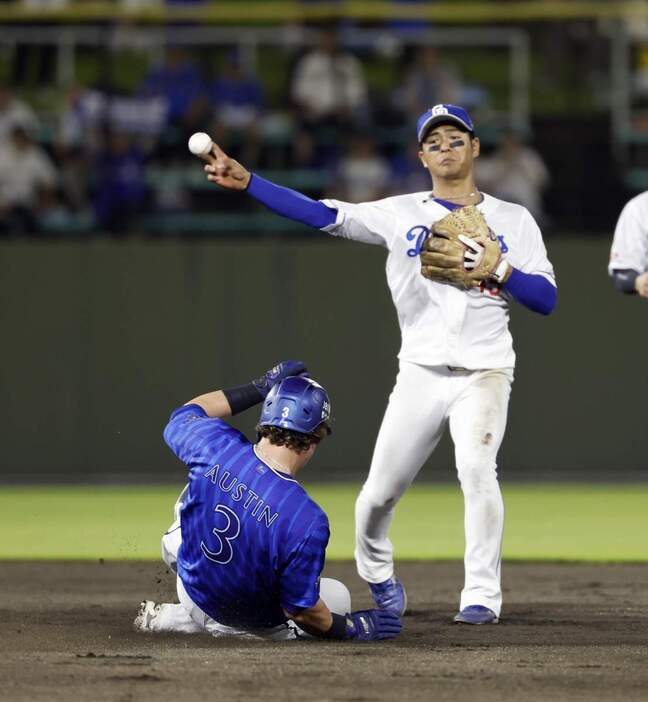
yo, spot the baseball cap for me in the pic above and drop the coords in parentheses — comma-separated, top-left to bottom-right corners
(416, 104, 475, 143)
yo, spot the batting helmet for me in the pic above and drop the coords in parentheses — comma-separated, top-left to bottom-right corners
(258, 376, 331, 435)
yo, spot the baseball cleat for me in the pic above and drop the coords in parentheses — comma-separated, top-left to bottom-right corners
(133, 600, 159, 632)
(454, 605, 499, 625)
(369, 577, 408, 616)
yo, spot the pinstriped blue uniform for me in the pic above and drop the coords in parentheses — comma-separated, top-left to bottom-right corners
(163, 404, 330, 629)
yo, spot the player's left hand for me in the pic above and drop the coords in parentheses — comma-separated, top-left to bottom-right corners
(345, 609, 402, 641)
(253, 361, 309, 399)
(420, 206, 502, 289)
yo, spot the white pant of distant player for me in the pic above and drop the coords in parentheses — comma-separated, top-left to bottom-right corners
(355, 361, 513, 617)
(153, 487, 351, 640)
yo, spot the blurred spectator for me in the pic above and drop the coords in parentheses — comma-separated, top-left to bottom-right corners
(57, 86, 106, 152)
(397, 47, 464, 119)
(140, 47, 207, 134)
(0, 87, 40, 145)
(291, 28, 368, 124)
(55, 87, 106, 218)
(475, 130, 550, 223)
(0, 126, 59, 235)
(291, 27, 368, 165)
(209, 52, 265, 167)
(93, 132, 148, 234)
(109, 96, 168, 145)
(332, 134, 391, 202)
(59, 84, 167, 155)
(58, 147, 90, 213)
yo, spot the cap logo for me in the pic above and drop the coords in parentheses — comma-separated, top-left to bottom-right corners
(431, 105, 448, 116)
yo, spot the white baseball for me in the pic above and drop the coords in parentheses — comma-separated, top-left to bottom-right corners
(188, 132, 213, 156)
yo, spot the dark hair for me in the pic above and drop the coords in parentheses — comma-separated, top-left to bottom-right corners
(256, 423, 329, 453)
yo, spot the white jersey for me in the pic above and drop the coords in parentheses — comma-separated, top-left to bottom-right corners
(321, 191, 555, 370)
(609, 191, 648, 274)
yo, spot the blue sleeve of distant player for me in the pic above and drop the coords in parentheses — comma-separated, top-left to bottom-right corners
(503, 268, 557, 315)
(163, 404, 246, 465)
(246, 174, 338, 229)
(280, 514, 330, 613)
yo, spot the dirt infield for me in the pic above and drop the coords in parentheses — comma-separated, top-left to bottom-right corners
(2, 561, 647, 702)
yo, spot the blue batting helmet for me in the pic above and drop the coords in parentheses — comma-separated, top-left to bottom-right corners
(258, 376, 331, 435)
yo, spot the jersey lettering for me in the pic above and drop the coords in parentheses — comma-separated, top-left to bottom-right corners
(201, 504, 240, 564)
(406, 226, 508, 259)
(406, 225, 430, 257)
(202, 466, 280, 527)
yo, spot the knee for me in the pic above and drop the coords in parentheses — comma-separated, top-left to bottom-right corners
(319, 578, 351, 615)
(356, 486, 398, 512)
(456, 459, 499, 495)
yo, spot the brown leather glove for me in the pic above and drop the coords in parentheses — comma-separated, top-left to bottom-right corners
(420, 205, 503, 289)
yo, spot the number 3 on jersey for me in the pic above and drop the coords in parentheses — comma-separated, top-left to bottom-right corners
(201, 504, 240, 564)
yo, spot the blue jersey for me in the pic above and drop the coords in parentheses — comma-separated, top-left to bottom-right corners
(163, 404, 330, 629)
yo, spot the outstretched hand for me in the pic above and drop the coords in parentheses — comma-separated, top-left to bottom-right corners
(203, 143, 251, 191)
(345, 609, 402, 641)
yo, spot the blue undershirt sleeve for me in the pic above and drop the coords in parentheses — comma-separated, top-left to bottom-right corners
(502, 268, 557, 316)
(246, 173, 338, 229)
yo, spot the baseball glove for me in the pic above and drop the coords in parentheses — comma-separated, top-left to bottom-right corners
(419, 205, 502, 289)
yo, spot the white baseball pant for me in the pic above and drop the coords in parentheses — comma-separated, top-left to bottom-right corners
(141, 576, 350, 640)
(355, 361, 513, 617)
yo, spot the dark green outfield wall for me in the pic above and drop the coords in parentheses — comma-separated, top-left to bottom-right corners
(0, 237, 646, 481)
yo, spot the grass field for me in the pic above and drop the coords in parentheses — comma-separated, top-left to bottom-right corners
(1, 484, 646, 561)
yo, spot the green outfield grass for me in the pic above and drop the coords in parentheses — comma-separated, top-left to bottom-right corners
(0, 484, 646, 561)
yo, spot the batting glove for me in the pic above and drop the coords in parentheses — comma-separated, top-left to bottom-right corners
(252, 360, 308, 399)
(345, 609, 402, 641)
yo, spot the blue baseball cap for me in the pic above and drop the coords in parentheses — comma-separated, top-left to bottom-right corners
(416, 104, 475, 143)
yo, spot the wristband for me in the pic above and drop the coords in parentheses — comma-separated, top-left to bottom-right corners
(323, 612, 350, 639)
(611, 269, 639, 294)
(222, 383, 264, 415)
(491, 258, 511, 284)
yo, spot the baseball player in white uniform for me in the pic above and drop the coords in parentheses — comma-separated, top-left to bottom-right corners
(197, 103, 557, 624)
(609, 191, 648, 298)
